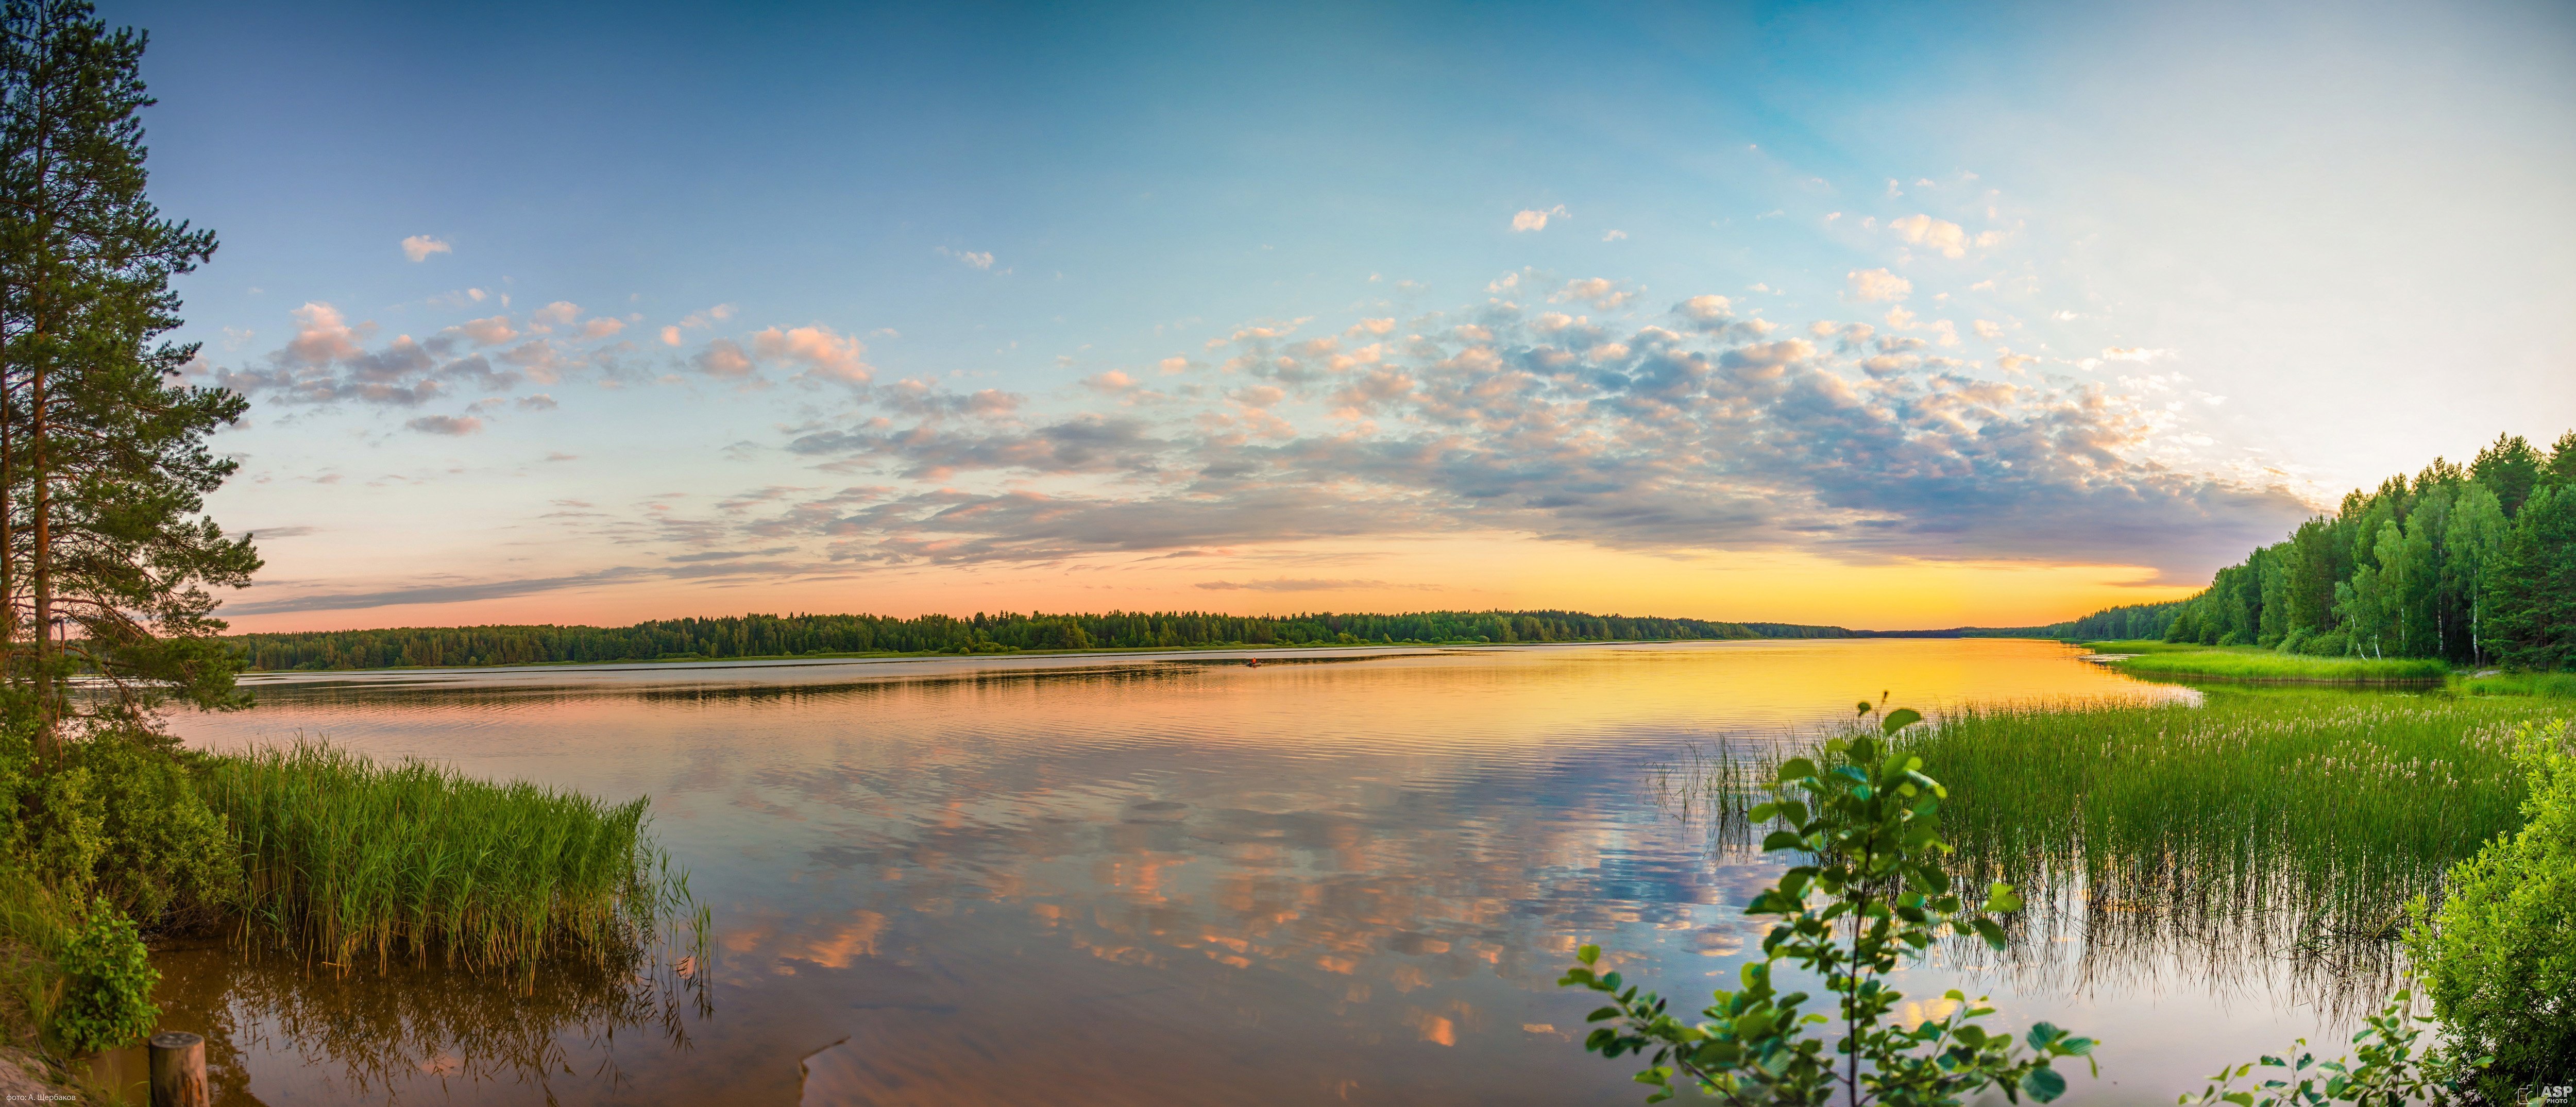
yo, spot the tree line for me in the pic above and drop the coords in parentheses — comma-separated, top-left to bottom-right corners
(223, 609, 1848, 671)
(2051, 430, 2576, 669)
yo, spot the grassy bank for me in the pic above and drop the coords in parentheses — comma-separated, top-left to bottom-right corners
(201, 743, 691, 975)
(2462, 670, 2576, 698)
(2102, 648, 2451, 684)
(0, 733, 698, 1069)
(2078, 638, 2456, 683)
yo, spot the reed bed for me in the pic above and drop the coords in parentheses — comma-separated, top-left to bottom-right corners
(199, 743, 691, 977)
(1663, 695, 2561, 972)
(2109, 650, 2450, 684)
(1905, 696, 2545, 938)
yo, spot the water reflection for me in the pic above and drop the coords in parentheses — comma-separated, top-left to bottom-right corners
(164, 639, 2330, 1104)
(90, 938, 705, 1106)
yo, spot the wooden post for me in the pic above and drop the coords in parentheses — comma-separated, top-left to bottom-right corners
(147, 1031, 207, 1107)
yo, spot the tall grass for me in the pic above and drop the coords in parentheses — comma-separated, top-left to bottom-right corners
(2110, 651, 2448, 684)
(199, 743, 694, 977)
(2461, 670, 2576, 699)
(1907, 696, 2539, 927)
(1900, 694, 2564, 1012)
(1659, 694, 2563, 1009)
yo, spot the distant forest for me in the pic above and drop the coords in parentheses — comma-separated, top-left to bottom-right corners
(225, 609, 1861, 671)
(2047, 430, 2576, 669)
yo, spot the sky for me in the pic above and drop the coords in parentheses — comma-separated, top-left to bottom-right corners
(107, 0, 2576, 633)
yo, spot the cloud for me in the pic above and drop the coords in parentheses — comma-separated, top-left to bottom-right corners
(529, 301, 579, 329)
(1601, 229, 1628, 242)
(1888, 214, 1969, 258)
(405, 414, 483, 436)
(454, 315, 518, 347)
(225, 567, 666, 616)
(660, 326, 683, 347)
(400, 235, 451, 262)
(1845, 269, 1912, 302)
(1676, 295, 1732, 325)
(693, 338, 754, 379)
(1511, 205, 1568, 232)
(1550, 278, 1633, 312)
(940, 247, 996, 269)
(753, 325, 871, 383)
(1194, 577, 1408, 592)
(1973, 319, 2005, 340)
(698, 295, 2302, 581)
(516, 394, 558, 411)
(582, 317, 625, 339)
(285, 302, 363, 364)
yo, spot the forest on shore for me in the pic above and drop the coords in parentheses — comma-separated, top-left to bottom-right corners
(2044, 430, 2576, 668)
(224, 609, 1864, 671)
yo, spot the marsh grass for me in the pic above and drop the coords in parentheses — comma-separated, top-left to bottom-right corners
(1659, 693, 2561, 1012)
(1908, 696, 2538, 928)
(2109, 651, 2449, 684)
(2461, 670, 2576, 699)
(199, 742, 699, 979)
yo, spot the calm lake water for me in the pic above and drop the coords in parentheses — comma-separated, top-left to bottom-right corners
(138, 638, 2369, 1105)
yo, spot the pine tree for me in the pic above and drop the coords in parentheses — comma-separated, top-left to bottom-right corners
(0, 0, 257, 761)
(2487, 485, 2575, 671)
(2471, 433, 2544, 517)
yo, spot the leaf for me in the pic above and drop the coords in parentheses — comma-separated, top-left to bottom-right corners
(1972, 917, 2007, 949)
(2022, 1066, 2068, 1102)
(1777, 757, 1817, 784)
(1880, 707, 1923, 734)
(1578, 944, 1600, 965)
(1761, 830, 1807, 853)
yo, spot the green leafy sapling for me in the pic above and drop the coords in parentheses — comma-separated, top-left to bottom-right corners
(2177, 989, 2501, 1107)
(1560, 701, 2096, 1105)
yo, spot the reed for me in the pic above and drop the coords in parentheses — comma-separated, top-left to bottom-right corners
(1657, 694, 2561, 1015)
(199, 742, 690, 976)
(1899, 695, 2552, 938)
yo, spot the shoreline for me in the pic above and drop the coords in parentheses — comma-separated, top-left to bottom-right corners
(226, 635, 2050, 686)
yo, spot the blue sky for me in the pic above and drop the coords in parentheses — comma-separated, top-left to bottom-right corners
(115, 0, 2576, 629)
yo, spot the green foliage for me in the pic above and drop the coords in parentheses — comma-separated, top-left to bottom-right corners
(72, 734, 234, 923)
(50, 895, 156, 1053)
(0, 0, 260, 741)
(2054, 430, 2575, 671)
(2487, 486, 2576, 670)
(2404, 719, 2576, 1085)
(1561, 704, 2095, 1105)
(2177, 991, 2484, 1107)
(200, 741, 686, 975)
(0, 721, 233, 924)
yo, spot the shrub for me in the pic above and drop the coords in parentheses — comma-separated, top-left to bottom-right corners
(2405, 719, 2576, 1086)
(74, 735, 236, 924)
(52, 896, 158, 1053)
(0, 724, 236, 926)
(1562, 704, 2096, 1105)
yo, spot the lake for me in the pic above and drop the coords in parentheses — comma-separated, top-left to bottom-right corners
(141, 637, 2371, 1105)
